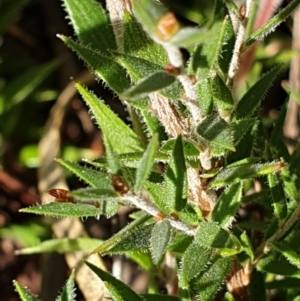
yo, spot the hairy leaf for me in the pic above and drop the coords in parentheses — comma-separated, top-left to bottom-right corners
(76, 83, 144, 153)
(197, 256, 232, 301)
(196, 114, 235, 151)
(56, 159, 113, 188)
(20, 201, 119, 218)
(150, 219, 173, 264)
(234, 65, 282, 119)
(61, 0, 116, 53)
(85, 261, 143, 301)
(209, 161, 284, 189)
(180, 241, 212, 287)
(211, 182, 243, 228)
(135, 134, 159, 193)
(13, 280, 40, 301)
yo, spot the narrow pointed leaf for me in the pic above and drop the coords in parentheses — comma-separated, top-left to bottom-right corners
(268, 173, 287, 221)
(197, 256, 233, 301)
(196, 114, 235, 151)
(85, 261, 144, 301)
(246, 0, 300, 46)
(218, 16, 235, 75)
(258, 255, 300, 277)
(56, 159, 113, 188)
(180, 241, 212, 287)
(59, 36, 130, 94)
(56, 271, 76, 301)
(168, 27, 211, 47)
(272, 242, 300, 269)
(76, 83, 144, 153)
(13, 280, 40, 301)
(102, 134, 122, 175)
(211, 182, 243, 228)
(281, 165, 300, 204)
(232, 118, 256, 145)
(196, 79, 213, 115)
(135, 134, 159, 193)
(211, 73, 234, 113)
(123, 12, 168, 64)
(209, 161, 284, 189)
(164, 135, 187, 211)
(101, 224, 153, 255)
(70, 188, 116, 201)
(122, 71, 176, 99)
(234, 65, 282, 119)
(61, 0, 116, 53)
(91, 213, 152, 254)
(16, 238, 100, 255)
(269, 101, 290, 160)
(20, 201, 119, 218)
(150, 219, 173, 264)
(240, 232, 255, 260)
(195, 222, 242, 255)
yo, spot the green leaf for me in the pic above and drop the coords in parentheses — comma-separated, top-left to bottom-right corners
(168, 233, 193, 255)
(115, 52, 163, 83)
(134, 134, 159, 193)
(268, 173, 287, 221)
(164, 135, 187, 211)
(70, 188, 116, 201)
(234, 65, 282, 119)
(122, 71, 176, 99)
(211, 182, 243, 228)
(56, 272, 76, 301)
(281, 165, 300, 204)
(13, 280, 40, 301)
(190, 20, 226, 78)
(240, 232, 255, 260)
(91, 213, 152, 255)
(196, 114, 235, 151)
(59, 36, 130, 94)
(56, 159, 113, 188)
(248, 270, 266, 301)
(269, 101, 290, 161)
(150, 219, 173, 264)
(209, 161, 284, 189)
(168, 27, 211, 48)
(245, 0, 300, 46)
(272, 242, 300, 269)
(258, 254, 300, 277)
(61, 0, 116, 53)
(102, 224, 153, 255)
(195, 222, 242, 255)
(180, 241, 212, 288)
(161, 139, 200, 158)
(20, 201, 118, 218)
(265, 278, 300, 290)
(85, 261, 144, 301)
(16, 238, 100, 255)
(211, 73, 234, 114)
(196, 79, 213, 116)
(133, 0, 168, 39)
(218, 16, 235, 75)
(123, 12, 168, 63)
(76, 83, 144, 153)
(197, 256, 232, 301)
(102, 134, 122, 175)
(232, 118, 256, 146)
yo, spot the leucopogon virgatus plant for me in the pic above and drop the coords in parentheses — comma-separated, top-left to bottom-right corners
(14, 0, 300, 300)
